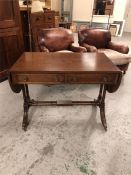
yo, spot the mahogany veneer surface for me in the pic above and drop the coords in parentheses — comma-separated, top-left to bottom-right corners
(10, 52, 120, 72)
(10, 52, 121, 85)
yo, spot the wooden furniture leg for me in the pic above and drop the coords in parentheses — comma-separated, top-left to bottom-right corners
(21, 84, 108, 131)
(96, 84, 107, 131)
(22, 84, 30, 131)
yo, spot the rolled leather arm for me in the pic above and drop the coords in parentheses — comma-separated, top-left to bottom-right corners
(82, 43, 97, 52)
(108, 41, 129, 54)
(69, 44, 87, 52)
(38, 37, 49, 52)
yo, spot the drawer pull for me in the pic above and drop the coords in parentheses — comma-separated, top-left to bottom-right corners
(56, 75, 65, 82)
(103, 77, 108, 82)
(48, 17, 52, 20)
(67, 76, 78, 82)
(36, 18, 39, 21)
(23, 76, 28, 82)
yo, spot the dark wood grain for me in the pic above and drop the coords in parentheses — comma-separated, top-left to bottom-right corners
(9, 52, 122, 131)
(0, 0, 24, 81)
(31, 11, 55, 51)
(10, 52, 120, 73)
(10, 52, 121, 86)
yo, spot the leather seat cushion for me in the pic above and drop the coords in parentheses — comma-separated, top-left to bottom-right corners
(98, 49, 131, 65)
(56, 50, 73, 53)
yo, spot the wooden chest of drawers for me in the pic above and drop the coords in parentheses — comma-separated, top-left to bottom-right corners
(30, 11, 55, 51)
(31, 11, 55, 26)
(20, 10, 56, 51)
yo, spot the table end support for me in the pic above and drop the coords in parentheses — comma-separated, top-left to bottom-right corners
(100, 103, 107, 131)
(22, 85, 30, 131)
(97, 84, 108, 131)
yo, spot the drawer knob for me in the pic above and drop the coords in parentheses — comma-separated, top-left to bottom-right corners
(23, 76, 28, 82)
(67, 76, 77, 82)
(104, 77, 108, 82)
(48, 17, 52, 20)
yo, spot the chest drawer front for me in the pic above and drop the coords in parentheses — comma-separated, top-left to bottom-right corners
(44, 23, 55, 28)
(44, 13, 55, 23)
(31, 15, 44, 27)
(12, 73, 118, 85)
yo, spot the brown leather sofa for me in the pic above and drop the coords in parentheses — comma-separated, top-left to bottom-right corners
(78, 28, 131, 73)
(37, 27, 86, 53)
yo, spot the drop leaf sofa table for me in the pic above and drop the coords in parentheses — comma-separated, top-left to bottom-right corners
(9, 52, 122, 131)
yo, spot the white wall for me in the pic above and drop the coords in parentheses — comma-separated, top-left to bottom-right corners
(113, 0, 127, 20)
(72, 0, 93, 21)
(51, 0, 60, 11)
(72, 0, 127, 22)
(124, 0, 131, 32)
(64, 0, 71, 11)
(51, 0, 72, 13)
(51, 0, 128, 26)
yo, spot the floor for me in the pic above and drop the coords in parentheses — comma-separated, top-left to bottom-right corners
(0, 33, 131, 175)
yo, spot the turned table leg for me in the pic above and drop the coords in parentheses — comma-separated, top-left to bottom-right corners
(97, 84, 107, 131)
(22, 85, 30, 131)
(21, 83, 108, 131)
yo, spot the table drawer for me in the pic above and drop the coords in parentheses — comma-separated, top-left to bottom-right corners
(12, 73, 118, 85)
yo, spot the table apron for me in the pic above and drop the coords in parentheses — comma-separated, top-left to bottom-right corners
(11, 73, 119, 85)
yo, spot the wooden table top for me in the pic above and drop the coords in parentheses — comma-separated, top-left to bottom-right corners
(10, 52, 120, 74)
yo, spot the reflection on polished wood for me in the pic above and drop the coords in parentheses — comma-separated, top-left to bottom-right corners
(9, 52, 122, 131)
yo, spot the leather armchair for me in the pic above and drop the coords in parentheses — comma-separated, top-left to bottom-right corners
(38, 28, 86, 53)
(78, 28, 131, 73)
